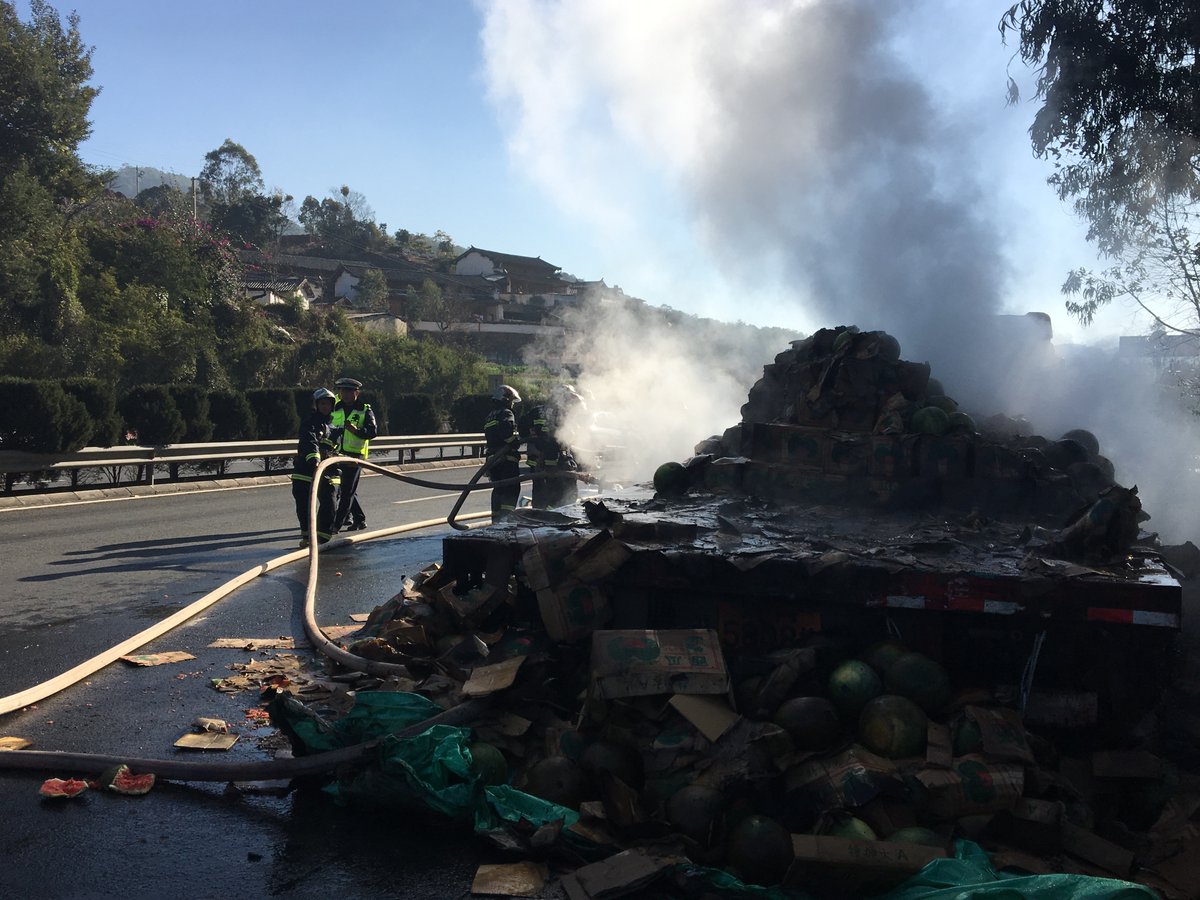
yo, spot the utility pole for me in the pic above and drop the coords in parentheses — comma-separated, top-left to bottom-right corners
(192, 177, 198, 225)
(134, 166, 141, 197)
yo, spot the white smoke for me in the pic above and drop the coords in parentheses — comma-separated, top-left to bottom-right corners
(479, 0, 1200, 543)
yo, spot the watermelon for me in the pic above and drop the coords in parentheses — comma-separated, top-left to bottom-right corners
(652, 461, 689, 496)
(884, 652, 951, 714)
(860, 640, 908, 678)
(1061, 428, 1100, 460)
(911, 406, 950, 436)
(1044, 438, 1090, 471)
(827, 660, 883, 718)
(39, 777, 88, 799)
(667, 784, 725, 844)
(888, 826, 944, 847)
(925, 395, 958, 413)
(105, 764, 156, 796)
(946, 412, 977, 434)
(952, 715, 983, 756)
(773, 697, 840, 751)
(821, 814, 878, 841)
(858, 694, 928, 759)
(876, 332, 902, 362)
(925, 378, 945, 397)
(523, 757, 586, 809)
(726, 814, 795, 886)
(580, 739, 643, 789)
(467, 742, 508, 786)
(832, 327, 859, 353)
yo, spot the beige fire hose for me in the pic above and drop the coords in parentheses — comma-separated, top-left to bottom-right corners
(0, 457, 498, 778)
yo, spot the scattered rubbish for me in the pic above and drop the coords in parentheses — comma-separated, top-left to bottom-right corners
(0, 737, 32, 751)
(470, 861, 548, 896)
(174, 732, 239, 751)
(119, 651, 195, 667)
(207, 638, 295, 650)
(193, 717, 228, 733)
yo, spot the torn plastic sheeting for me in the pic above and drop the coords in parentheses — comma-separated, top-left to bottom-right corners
(270, 690, 442, 754)
(665, 840, 1155, 900)
(872, 840, 1156, 900)
(331, 723, 481, 819)
(475, 785, 609, 858)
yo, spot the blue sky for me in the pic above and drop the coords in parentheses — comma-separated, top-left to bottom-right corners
(55, 0, 1143, 345)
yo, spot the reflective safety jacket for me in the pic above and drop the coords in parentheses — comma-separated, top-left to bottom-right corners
(331, 400, 378, 459)
(484, 405, 521, 464)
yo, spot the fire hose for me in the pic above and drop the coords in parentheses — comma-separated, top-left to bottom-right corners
(0, 454, 543, 779)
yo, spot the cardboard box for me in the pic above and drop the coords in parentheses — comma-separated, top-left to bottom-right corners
(565, 531, 632, 583)
(823, 431, 871, 476)
(703, 456, 747, 493)
(915, 756, 1024, 819)
(520, 532, 584, 592)
(785, 835, 946, 894)
(869, 434, 907, 478)
(589, 629, 729, 700)
(915, 434, 972, 479)
(538, 578, 611, 642)
(747, 422, 825, 468)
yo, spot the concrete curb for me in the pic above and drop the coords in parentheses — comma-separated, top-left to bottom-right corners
(0, 457, 482, 510)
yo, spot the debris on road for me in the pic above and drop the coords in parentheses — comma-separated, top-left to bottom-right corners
(119, 651, 195, 666)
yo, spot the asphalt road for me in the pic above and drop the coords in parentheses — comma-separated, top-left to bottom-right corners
(0, 466, 528, 900)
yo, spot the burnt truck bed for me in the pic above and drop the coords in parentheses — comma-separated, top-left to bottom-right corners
(441, 490, 1182, 727)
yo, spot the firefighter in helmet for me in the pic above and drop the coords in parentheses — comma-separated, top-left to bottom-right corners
(484, 384, 522, 521)
(526, 384, 587, 509)
(290, 388, 338, 546)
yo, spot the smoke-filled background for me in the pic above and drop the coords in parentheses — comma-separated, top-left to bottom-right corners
(480, 0, 1199, 543)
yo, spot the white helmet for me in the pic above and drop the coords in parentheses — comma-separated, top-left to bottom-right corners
(312, 387, 336, 403)
(492, 384, 521, 404)
(550, 384, 584, 409)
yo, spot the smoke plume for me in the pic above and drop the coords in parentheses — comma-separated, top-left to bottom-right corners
(480, 0, 1200, 542)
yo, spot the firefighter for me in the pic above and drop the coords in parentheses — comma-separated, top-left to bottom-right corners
(290, 388, 338, 546)
(526, 384, 587, 509)
(484, 384, 522, 521)
(330, 376, 377, 532)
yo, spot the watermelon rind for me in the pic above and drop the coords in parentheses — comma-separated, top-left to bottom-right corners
(39, 777, 88, 799)
(108, 767, 156, 796)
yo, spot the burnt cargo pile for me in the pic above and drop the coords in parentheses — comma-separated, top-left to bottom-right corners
(273, 327, 1197, 898)
(705, 326, 1129, 539)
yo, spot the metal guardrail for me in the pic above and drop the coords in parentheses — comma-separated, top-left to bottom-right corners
(0, 434, 486, 489)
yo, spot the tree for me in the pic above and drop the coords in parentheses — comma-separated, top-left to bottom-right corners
(355, 268, 390, 312)
(298, 185, 387, 256)
(1001, 1, 1200, 333)
(0, 0, 97, 197)
(198, 139, 263, 206)
(0, 1, 100, 344)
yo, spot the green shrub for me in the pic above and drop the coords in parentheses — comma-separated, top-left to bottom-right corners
(0, 378, 92, 453)
(61, 378, 122, 447)
(388, 394, 443, 434)
(119, 384, 186, 446)
(166, 384, 214, 442)
(449, 394, 494, 433)
(246, 388, 300, 440)
(208, 389, 256, 441)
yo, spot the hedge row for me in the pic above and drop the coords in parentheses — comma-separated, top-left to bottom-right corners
(0, 378, 482, 454)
